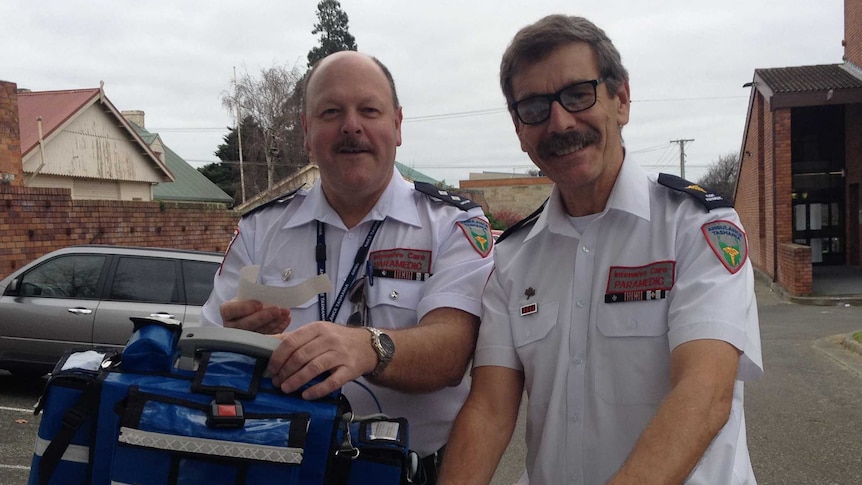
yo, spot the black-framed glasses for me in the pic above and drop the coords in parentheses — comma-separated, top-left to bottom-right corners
(510, 78, 604, 125)
(346, 276, 370, 327)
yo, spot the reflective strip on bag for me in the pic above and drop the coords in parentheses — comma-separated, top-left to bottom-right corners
(118, 427, 304, 464)
(33, 437, 90, 464)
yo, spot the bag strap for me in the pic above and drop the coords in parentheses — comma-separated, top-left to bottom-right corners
(38, 375, 104, 485)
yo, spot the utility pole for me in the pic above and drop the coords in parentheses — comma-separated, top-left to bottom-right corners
(670, 139, 694, 179)
(233, 67, 246, 203)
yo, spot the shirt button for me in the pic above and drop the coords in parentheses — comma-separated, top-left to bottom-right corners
(347, 233, 356, 239)
(576, 300, 585, 308)
(573, 358, 584, 365)
(581, 246, 590, 253)
(627, 320, 638, 329)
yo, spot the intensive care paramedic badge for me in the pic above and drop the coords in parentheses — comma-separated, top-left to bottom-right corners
(605, 261, 675, 304)
(702, 220, 748, 274)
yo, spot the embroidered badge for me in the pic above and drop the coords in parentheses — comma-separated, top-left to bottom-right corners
(218, 227, 240, 275)
(604, 261, 675, 304)
(456, 217, 493, 258)
(702, 220, 748, 274)
(370, 248, 433, 281)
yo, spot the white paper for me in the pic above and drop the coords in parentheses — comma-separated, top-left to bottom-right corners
(62, 350, 106, 371)
(236, 265, 332, 308)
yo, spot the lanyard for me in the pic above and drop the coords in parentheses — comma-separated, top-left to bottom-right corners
(317, 219, 384, 322)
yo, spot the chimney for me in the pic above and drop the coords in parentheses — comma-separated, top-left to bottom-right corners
(122, 110, 146, 129)
(0, 81, 24, 187)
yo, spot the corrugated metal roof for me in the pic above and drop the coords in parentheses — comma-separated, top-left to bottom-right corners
(129, 122, 234, 205)
(17, 89, 100, 155)
(395, 161, 439, 185)
(756, 64, 862, 93)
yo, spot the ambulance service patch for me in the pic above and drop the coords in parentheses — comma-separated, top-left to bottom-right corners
(456, 217, 493, 258)
(702, 220, 748, 274)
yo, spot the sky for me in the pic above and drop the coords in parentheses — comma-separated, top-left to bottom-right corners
(2, 0, 848, 187)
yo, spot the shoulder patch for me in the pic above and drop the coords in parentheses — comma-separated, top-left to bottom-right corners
(657, 173, 733, 211)
(456, 217, 493, 258)
(414, 182, 480, 211)
(241, 186, 304, 219)
(496, 198, 548, 244)
(702, 220, 748, 274)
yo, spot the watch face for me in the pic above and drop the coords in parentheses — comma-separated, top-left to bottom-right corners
(378, 333, 395, 357)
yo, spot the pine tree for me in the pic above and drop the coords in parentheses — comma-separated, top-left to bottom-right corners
(307, 0, 357, 67)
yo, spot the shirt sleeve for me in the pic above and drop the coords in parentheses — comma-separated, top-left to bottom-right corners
(473, 266, 523, 371)
(414, 206, 495, 321)
(667, 206, 763, 382)
(200, 218, 255, 327)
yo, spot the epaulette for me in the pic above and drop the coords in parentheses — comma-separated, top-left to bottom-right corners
(241, 186, 304, 219)
(657, 173, 733, 211)
(414, 182, 480, 211)
(496, 198, 548, 244)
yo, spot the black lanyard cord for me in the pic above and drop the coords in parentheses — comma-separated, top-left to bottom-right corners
(317, 219, 384, 322)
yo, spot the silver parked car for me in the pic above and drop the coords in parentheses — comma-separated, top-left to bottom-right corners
(0, 245, 223, 377)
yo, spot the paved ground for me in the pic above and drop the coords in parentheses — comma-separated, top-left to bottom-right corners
(2, 278, 861, 484)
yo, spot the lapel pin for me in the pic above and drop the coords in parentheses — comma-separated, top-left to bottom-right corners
(282, 268, 293, 281)
(524, 287, 536, 299)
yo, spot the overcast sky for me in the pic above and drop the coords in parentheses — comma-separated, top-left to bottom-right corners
(3, 0, 847, 186)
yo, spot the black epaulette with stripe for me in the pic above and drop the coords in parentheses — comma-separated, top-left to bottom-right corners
(414, 182, 480, 211)
(657, 173, 733, 211)
(496, 198, 548, 244)
(241, 186, 304, 219)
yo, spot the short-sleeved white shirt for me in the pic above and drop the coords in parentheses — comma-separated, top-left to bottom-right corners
(476, 158, 763, 484)
(202, 170, 494, 456)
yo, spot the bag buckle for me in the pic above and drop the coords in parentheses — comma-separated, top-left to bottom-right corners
(206, 393, 245, 429)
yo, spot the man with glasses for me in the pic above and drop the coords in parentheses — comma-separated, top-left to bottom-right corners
(202, 51, 494, 483)
(439, 15, 762, 485)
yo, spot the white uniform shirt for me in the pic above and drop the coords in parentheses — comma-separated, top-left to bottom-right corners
(202, 170, 494, 456)
(476, 159, 763, 484)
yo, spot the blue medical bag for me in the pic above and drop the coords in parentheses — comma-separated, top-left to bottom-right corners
(28, 317, 413, 485)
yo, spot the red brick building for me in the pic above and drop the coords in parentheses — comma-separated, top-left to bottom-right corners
(736, 0, 862, 295)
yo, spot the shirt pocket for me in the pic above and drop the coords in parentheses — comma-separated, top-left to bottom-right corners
(593, 301, 671, 405)
(510, 301, 559, 347)
(365, 278, 422, 329)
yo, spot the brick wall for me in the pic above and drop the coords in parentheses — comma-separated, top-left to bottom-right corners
(0, 81, 23, 186)
(736, 92, 765, 271)
(459, 176, 553, 218)
(0, 185, 239, 279)
(847, 0, 862, 67)
(777, 243, 813, 295)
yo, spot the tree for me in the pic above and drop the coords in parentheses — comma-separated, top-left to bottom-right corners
(307, 0, 357, 67)
(697, 152, 739, 204)
(221, 63, 307, 196)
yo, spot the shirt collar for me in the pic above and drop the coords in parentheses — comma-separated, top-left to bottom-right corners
(284, 166, 422, 230)
(525, 155, 651, 241)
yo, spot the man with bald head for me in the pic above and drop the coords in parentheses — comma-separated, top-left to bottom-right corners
(202, 51, 494, 483)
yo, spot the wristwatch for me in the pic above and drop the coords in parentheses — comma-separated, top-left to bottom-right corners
(364, 327, 395, 378)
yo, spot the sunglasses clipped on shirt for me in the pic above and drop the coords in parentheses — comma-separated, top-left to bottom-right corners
(346, 276, 370, 327)
(510, 78, 605, 125)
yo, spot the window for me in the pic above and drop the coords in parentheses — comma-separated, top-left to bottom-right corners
(18, 255, 106, 298)
(109, 257, 178, 303)
(182, 260, 219, 306)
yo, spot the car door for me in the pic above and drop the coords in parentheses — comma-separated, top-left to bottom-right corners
(179, 259, 220, 327)
(92, 255, 187, 350)
(0, 253, 108, 368)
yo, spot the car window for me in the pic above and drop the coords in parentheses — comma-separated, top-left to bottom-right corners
(18, 254, 107, 298)
(108, 257, 179, 303)
(182, 260, 219, 306)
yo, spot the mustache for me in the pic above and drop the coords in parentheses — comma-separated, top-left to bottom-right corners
(536, 130, 600, 159)
(334, 136, 374, 153)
